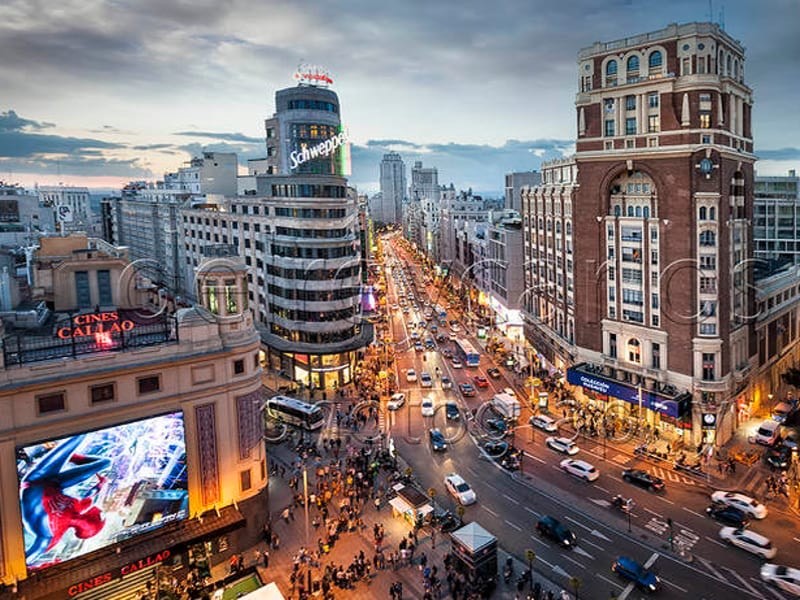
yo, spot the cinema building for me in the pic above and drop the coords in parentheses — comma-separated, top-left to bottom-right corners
(0, 236, 265, 599)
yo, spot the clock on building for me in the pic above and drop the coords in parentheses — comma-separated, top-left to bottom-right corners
(699, 158, 714, 174)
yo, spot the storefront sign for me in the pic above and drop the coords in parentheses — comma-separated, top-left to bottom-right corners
(289, 130, 348, 169)
(702, 413, 717, 429)
(56, 311, 135, 340)
(67, 550, 171, 597)
(538, 392, 549, 409)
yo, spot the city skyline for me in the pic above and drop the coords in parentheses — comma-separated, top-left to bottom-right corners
(1, 0, 798, 194)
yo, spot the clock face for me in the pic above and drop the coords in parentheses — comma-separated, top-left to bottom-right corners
(703, 413, 716, 425)
(700, 158, 714, 174)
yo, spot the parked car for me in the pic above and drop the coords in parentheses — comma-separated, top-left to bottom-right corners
(611, 556, 660, 592)
(545, 437, 580, 456)
(536, 516, 576, 547)
(483, 440, 510, 457)
(622, 469, 665, 492)
(755, 420, 782, 446)
(444, 473, 477, 505)
(427, 508, 462, 533)
(530, 415, 558, 432)
(428, 428, 447, 452)
(706, 504, 750, 528)
(406, 368, 417, 382)
(760, 564, 800, 596)
(387, 393, 406, 411)
(459, 382, 476, 397)
(421, 397, 435, 417)
(710, 491, 768, 519)
(436, 334, 448, 343)
(487, 367, 502, 379)
(560, 459, 600, 482)
(425, 338, 435, 349)
(765, 445, 792, 470)
(473, 375, 489, 388)
(719, 527, 777, 559)
(446, 401, 460, 420)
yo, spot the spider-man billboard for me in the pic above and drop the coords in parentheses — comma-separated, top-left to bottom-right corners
(16, 412, 189, 572)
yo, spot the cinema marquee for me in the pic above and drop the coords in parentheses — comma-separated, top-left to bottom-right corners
(56, 311, 136, 341)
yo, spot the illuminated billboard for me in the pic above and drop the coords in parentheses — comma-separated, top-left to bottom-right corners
(16, 412, 188, 572)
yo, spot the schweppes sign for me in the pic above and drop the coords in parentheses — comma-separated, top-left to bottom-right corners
(56, 311, 135, 340)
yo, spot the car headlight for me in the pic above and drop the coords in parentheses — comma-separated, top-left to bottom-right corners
(649, 584, 656, 591)
(563, 540, 570, 546)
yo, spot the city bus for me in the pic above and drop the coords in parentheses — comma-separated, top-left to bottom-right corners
(265, 395, 325, 430)
(454, 338, 481, 368)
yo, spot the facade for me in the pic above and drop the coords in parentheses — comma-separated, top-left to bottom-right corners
(410, 161, 440, 260)
(505, 171, 541, 213)
(0, 242, 264, 599)
(165, 153, 238, 196)
(36, 186, 92, 235)
(441, 188, 488, 277)
(487, 210, 525, 340)
(378, 152, 406, 225)
(0, 182, 56, 247)
(524, 22, 756, 447)
(753, 170, 800, 266)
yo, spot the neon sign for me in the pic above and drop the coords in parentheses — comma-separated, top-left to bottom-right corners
(289, 130, 349, 170)
(293, 63, 334, 87)
(56, 311, 135, 342)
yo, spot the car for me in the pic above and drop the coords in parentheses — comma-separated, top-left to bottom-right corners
(536, 516, 577, 547)
(545, 437, 579, 456)
(560, 459, 600, 482)
(483, 439, 510, 457)
(502, 387, 516, 397)
(449, 332, 458, 341)
(487, 367, 502, 379)
(414, 341, 424, 352)
(430, 325, 439, 333)
(429, 509, 462, 533)
(710, 491, 768, 519)
(765, 445, 792, 470)
(622, 469, 665, 492)
(421, 397, 435, 417)
(473, 375, 489, 388)
(387, 393, 406, 411)
(459, 382, 476, 397)
(444, 473, 477, 505)
(450, 323, 461, 332)
(761, 564, 800, 596)
(755, 419, 782, 446)
(429, 428, 447, 451)
(425, 338, 435, 349)
(402, 307, 410, 314)
(612, 556, 660, 592)
(391, 304, 399, 310)
(530, 414, 558, 432)
(451, 358, 463, 369)
(441, 376, 453, 390)
(406, 368, 417, 382)
(410, 331, 420, 340)
(706, 504, 750, 528)
(436, 334, 448, 343)
(420, 372, 433, 387)
(720, 527, 777, 559)
(485, 417, 509, 437)
(446, 401, 460, 420)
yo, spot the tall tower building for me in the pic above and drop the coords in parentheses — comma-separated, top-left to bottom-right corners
(410, 161, 440, 259)
(378, 152, 406, 225)
(525, 22, 756, 447)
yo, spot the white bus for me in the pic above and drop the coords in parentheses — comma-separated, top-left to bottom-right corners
(454, 338, 481, 368)
(266, 395, 325, 430)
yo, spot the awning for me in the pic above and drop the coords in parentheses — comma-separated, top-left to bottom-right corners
(389, 496, 413, 514)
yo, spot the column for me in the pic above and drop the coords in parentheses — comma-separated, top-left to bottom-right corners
(729, 94, 736, 134)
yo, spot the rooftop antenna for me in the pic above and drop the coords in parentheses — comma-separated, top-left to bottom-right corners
(719, 4, 725, 30)
(708, 0, 713, 23)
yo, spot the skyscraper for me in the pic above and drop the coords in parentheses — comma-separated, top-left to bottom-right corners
(378, 152, 406, 225)
(410, 160, 440, 259)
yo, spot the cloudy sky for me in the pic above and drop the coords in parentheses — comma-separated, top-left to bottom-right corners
(1, 0, 798, 194)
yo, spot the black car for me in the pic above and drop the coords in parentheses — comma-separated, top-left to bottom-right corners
(427, 509, 462, 533)
(485, 417, 509, 437)
(428, 428, 447, 452)
(487, 367, 502, 379)
(706, 503, 750, 528)
(536, 516, 577, 547)
(765, 445, 792, 470)
(446, 402, 460, 420)
(483, 440, 510, 457)
(622, 469, 666, 492)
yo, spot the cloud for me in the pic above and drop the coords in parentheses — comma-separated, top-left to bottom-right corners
(0, 109, 54, 132)
(756, 148, 800, 161)
(173, 131, 263, 144)
(133, 143, 176, 151)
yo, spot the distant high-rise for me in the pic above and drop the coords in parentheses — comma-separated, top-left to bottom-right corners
(754, 170, 800, 266)
(410, 161, 440, 258)
(378, 152, 406, 224)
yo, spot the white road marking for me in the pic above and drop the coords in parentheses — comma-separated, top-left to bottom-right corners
(660, 578, 689, 593)
(704, 535, 728, 548)
(483, 506, 499, 517)
(655, 495, 675, 505)
(524, 451, 546, 463)
(524, 506, 540, 517)
(643, 507, 663, 518)
(504, 519, 523, 532)
(695, 556, 726, 580)
(595, 485, 610, 493)
(617, 582, 636, 600)
(573, 546, 594, 560)
(724, 567, 767, 599)
(502, 493, 520, 505)
(595, 574, 624, 591)
(643, 552, 659, 569)
(560, 554, 586, 571)
(529, 534, 549, 548)
(562, 515, 612, 541)
(682, 506, 706, 518)
(753, 577, 789, 600)
(552, 564, 571, 578)
(580, 538, 605, 552)
(794, 537, 800, 543)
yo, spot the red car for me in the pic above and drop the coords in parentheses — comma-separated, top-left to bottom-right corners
(473, 375, 489, 388)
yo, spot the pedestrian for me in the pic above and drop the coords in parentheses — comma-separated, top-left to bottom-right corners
(281, 507, 290, 523)
(263, 549, 270, 568)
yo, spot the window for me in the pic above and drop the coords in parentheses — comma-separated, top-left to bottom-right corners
(625, 95, 636, 111)
(700, 300, 717, 317)
(702, 353, 716, 380)
(651, 293, 659, 309)
(37, 392, 65, 415)
(648, 92, 659, 108)
(627, 56, 640, 79)
(609, 333, 617, 358)
(97, 270, 112, 306)
(75, 271, 91, 308)
(699, 230, 716, 246)
(606, 60, 618, 85)
(234, 359, 245, 375)
(652, 343, 661, 369)
(648, 115, 660, 133)
(622, 288, 643, 305)
(254, 352, 261, 369)
(650, 250, 658, 265)
(605, 120, 615, 137)
(648, 51, 663, 72)
(266, 127, 276, 138)
(609, 286, 616, 302)
(702, 134, 712, 144)
(699, 206, 707, 220)
(700, 277, 717, 293)
(90, 383, 115, 404)
(604, 98, 615, 113)
(700, 255, 716, 270)
(627, 338, 641, 363)
(700, 323, 717, 335)
(622, 268, 642, 283)
(240, 469, 252, 492)
(137, 375, 161, 395)
(700, 113, 711, 128)
(622, 247, 641, 263)
(625, 118, 637, 135)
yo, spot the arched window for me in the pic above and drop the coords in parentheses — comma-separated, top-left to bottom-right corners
(627, 56, 640, 75)
(643, 206, 650, 219)
(565, 221, 572, 235)
(555, 221, 562, 234)
(627, 338, 641, 363)
(718, 50, 724, 74)
(700, 230, 716, 246)
(606, 60, 618, 86)
(699, 206, 707, 220)
(627, 206, 634, 217)
(614, 205, 622, 217)
(635, 206, 642, 218)
(709, 207, 716, 220)
(726, 54, 732, 76)
(648, 51, 663, 71)
(733, 59, 739, 79)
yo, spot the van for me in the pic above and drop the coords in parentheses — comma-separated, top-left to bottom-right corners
(772, 402, 794, 423)
(755, 420, 781, 446)
(490, 393, 521, 421)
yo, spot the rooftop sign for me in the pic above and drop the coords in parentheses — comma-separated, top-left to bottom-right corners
(293, 63, 334, 87)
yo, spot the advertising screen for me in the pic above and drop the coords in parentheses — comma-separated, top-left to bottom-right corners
(16, 412, 188, 572)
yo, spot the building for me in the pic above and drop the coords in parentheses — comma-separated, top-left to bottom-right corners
(410, 161, 440, 260)
(524, 22, 756, 447)
(378, 152, 406, 225)
(36, 186, 92, 235)
(0, 237, 264, 599)
(165, 152, 238, 196)
(0, 182, 56, 247)
(443, 189, 489, 277)
(753, 169, 800, 267)
(504, 171, 541, 213)
(487, 209, 525, 340)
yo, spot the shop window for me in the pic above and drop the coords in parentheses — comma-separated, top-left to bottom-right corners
(37, 392, 65, 415)
(627, 338, 641, 363)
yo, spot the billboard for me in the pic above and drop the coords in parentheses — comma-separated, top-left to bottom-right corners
(16, 412, 188, 572)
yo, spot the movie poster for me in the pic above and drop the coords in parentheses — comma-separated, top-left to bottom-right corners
(16, 412, 189, 572)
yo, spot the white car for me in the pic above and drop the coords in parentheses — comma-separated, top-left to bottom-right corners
(444, 473, 477, 505)
(450, 324, 461, 332)
(451, 358, 464, 369)
(387, 393, 406, 411)
(406, 368, 417, 383)
(545, 436, 580, 456)
(530, 415, 558, 432)
(502, 387, 517, 397)
(441, 376, 453, 390)
(761, 564, 800, 596)
(710, 491, 768, 519)
(420, 372, 433, 388)
(719, 527, 777, 559)
(421, 397, 435, 417)
(560, 459, 599, 482)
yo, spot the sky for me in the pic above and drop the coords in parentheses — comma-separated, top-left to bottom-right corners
(1, 0, 798, 195)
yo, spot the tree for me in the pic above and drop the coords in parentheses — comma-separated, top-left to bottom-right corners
(569, 576, 582, 600)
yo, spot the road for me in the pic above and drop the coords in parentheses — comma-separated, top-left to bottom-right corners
(377, 235, 800, 599)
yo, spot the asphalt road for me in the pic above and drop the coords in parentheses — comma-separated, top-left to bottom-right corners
(379, 237, 800, 599)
